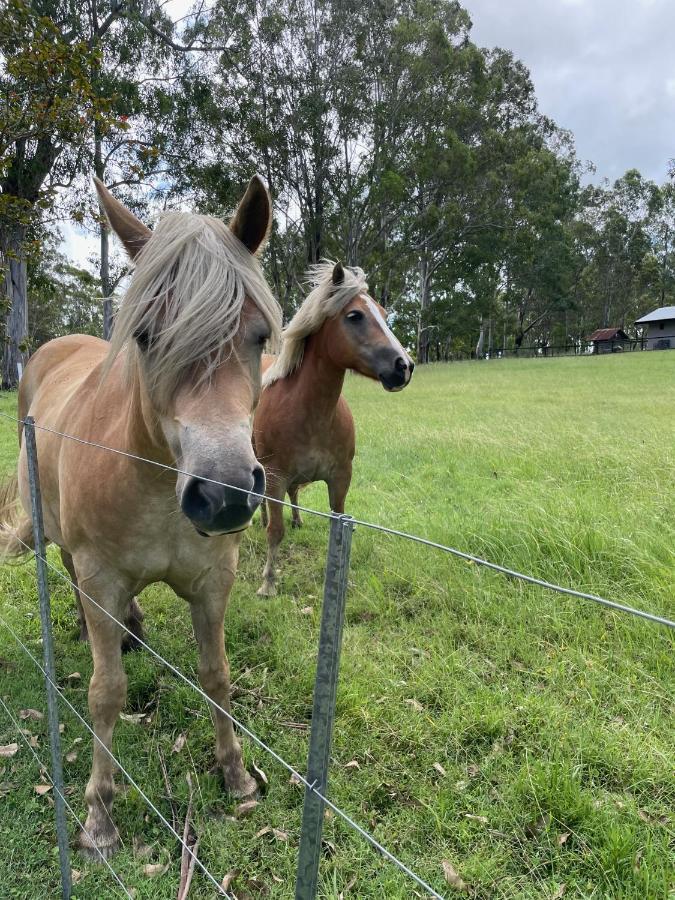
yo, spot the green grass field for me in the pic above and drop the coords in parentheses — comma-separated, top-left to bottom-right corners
(0, 353, 673, 899)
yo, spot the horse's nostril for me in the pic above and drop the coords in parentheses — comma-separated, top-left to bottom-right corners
(395, 356, 408, 372)
(251, 464, 266, 500)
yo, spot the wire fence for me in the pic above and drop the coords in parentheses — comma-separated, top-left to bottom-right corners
(0, 409, 672, 900)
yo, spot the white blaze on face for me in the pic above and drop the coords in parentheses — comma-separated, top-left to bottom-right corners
(362, 295, 409, 361)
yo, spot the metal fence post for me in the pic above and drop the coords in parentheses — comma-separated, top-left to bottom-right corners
(295, 514, 354, 900)
(24, 416, 72, 899)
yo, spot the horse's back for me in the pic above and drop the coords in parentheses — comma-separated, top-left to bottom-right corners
(19, 334, 108, 422)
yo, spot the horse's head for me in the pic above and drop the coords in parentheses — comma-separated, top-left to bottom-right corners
(95, 176, 281, 535)
(322, 262, 414, 391)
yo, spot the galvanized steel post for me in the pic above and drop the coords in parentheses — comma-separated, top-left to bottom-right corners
(295, 514, 354, 900)
(24, 417, 72, 899)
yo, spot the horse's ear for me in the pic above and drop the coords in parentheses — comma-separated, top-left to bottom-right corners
(332, 261, 345, 286)
(93, 177, 151, 261)
(229, 175, 272, 255)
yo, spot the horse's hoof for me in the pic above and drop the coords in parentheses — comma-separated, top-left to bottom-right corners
(257, 583, 276, 598)
(228, 771, 259, 800)
(291, 519, 303, 529)
(121, 632, 144, 654)
(78, 832, 120, 863)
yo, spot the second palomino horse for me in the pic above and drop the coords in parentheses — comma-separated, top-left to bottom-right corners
(0, 175, 280, 858)
(253, 261, 414, 596)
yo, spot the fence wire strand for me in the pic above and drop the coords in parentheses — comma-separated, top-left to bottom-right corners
(0, 694, 135, 899)
(0, 536, 445, 900)
(0, 612, 233, 899)
(0, 409, 671, 629)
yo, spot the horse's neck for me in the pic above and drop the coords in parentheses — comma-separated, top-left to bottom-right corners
(293, 334, 345, 418)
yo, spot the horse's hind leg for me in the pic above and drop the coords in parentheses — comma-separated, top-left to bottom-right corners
(76, 569, 130, 860)
(288, 485, 303, 528)
(258, 480, 286, 597)
(60, 548, 88, 642)
(188, 587, 257, 798)
(120, 597, 145, 653)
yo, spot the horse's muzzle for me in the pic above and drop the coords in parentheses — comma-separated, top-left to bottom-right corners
(180, 465, 266, 535)
(379, 356, 414, 392)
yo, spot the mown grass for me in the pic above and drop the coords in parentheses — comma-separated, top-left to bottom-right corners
(0, 352, 673, 899)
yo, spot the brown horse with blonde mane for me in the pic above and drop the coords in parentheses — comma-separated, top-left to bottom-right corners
(0, 176, 281, 859)
(253, 261, 414, 596)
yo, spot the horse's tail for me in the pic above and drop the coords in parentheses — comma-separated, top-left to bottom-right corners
(0, 475, 33, 558)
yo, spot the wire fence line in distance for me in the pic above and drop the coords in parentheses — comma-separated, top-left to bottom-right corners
(1, 525, 445, 899)
(0, 410, 671, 629)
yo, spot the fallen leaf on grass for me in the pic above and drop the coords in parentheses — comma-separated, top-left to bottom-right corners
(252, 762, 268, 785)
(525, 813, 551, 839)
(344, 759, 360, 770)
(551, 885, 566, 899)
(132, 836, 153, 859)
(300, 606, 313, 615)
(467, 764, 479, 778)
(120, 712, 145, 725)
(34, 784, 52, 796)
(72, 737, 82, 746)
(638, 809, 669, 826)
(0, 782, 16, 797)
(464, 814, 489, 825)
(19, 709, 43, 721)
(338, 875, 357, 898)
(433, 762, 447, 777)
(29, 735, 39, 748)
(442, 860, 469, 893)
(66, 672, 81, 682)
(235, 799, 258, 818)
(171, 733, 186, 754)
(557, 832, 570, 846)
(633, 849, 643, 872)
(221, 871, 238, 890)
(404, 698, 423, 712)
(142, 863, 169, 877)
(289, 773, 302, 786)
(70, 869, 82, 884)
(272, 828, 289, 842)
(65, 751, 77, 763)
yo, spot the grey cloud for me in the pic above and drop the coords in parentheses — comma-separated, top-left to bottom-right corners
(462, 0, 675, 183)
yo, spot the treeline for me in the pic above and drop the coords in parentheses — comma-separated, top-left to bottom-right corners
(2, 0, 674, 384)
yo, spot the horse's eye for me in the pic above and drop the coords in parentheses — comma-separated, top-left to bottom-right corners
(257, 333, 269, 347)
(346, 310, 364, 323)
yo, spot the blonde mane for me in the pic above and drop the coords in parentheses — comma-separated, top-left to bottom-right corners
(263, 261, 368, 386)
(106, 212, 281, 407)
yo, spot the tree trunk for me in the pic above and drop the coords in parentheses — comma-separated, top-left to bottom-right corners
(2, 228, 28, 390)
(476, 318, 485, 359)
(416, 255, 430, 363)
(1, 226, 28, 388)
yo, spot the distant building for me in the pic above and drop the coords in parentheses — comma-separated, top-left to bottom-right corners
(587, 328, 631, 354)
(634, 306, 675, 350)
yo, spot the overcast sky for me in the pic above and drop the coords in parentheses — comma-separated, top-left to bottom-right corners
(462, 0, 675, 185)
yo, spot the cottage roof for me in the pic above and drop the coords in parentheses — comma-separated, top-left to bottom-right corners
(635, 306, 675, 325)
(587, 328, 629, 341)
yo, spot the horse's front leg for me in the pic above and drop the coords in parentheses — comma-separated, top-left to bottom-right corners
(76, 573, 130, 860)
(258, 478, 287, 597)
(327, 462, 352, 514)
(189, 590, 258, 798)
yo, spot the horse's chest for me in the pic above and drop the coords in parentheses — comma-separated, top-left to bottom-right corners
(294, 444, 340, 483)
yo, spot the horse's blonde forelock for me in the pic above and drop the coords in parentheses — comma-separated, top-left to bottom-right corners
(263, 261, 368, 386)
(105, 211, 281, 407)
